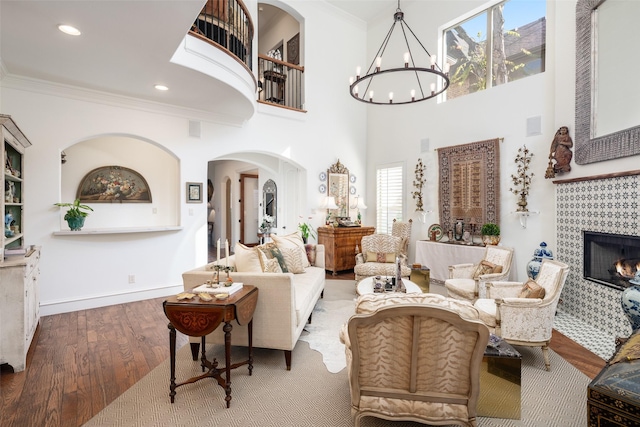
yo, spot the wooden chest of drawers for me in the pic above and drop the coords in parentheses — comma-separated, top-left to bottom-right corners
(317, 226, 375, 275)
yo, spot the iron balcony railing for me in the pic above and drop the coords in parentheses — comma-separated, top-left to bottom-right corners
(258, 55, 305, 112)
(190, 0, 253, 71)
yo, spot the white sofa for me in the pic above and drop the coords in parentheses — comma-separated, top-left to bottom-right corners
(182, 243, 326, 371)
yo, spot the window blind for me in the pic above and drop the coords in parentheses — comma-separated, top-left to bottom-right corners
(376, 163, 404, 234)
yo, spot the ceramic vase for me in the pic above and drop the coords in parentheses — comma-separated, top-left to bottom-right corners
(66, 216, 85, 231)
(454, 219, 464, 241)
(527, 242, 553, 280)
(621, 284, 640, 332)
(482, 235, 500, 246)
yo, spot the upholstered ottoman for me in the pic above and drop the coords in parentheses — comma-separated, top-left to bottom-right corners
(588, 334, 640, 426)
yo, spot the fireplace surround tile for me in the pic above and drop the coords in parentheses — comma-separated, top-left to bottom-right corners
(556, 174, 640, 357)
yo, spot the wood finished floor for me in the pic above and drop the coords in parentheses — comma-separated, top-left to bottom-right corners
(0, 270, 607, 427)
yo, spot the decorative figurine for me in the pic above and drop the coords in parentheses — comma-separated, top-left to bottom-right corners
(545, 126, 573, 179)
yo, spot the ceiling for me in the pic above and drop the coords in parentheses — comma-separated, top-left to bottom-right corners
(0, 1, 400, 122)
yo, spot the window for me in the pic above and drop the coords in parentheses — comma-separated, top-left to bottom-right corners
(376, 163, 404, 234)
(443, 0, 546, 100)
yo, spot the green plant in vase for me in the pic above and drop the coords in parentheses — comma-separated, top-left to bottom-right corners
(298, 222, 316, 243)
(481, 223, 500, 246)
(54, 199, 93, 231)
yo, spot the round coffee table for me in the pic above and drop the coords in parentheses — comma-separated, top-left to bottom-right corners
(356, 276, 422, 296)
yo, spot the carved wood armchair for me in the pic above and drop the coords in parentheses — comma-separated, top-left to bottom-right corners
(445, 245, 514, 302)
(473, 259, 570, 370)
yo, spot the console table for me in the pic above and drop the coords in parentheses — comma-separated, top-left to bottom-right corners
(163, 285, 258, 407)
(317, 226, 375, 275)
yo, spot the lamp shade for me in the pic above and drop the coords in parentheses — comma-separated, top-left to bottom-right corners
(326, 196, 339, 210)
(208, 208, 216, 223)
(320, 196, 339, 210)
(350, 195, 367, 210)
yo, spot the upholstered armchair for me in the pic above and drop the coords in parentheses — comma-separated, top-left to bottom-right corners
(445, 245, 514, 302)
(354, 234, 411, 281)
(340, 293, 490, 427)
(473, 259, 570, 370)
(391, 218, 412, 257)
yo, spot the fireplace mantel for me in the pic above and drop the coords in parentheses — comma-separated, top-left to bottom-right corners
(552, 169, 640, 185)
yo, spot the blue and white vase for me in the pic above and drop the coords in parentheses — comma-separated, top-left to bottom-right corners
(526, 242, 553, 280)
(622, 272, 640, 332)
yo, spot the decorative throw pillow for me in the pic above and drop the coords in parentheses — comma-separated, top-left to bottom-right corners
(473, 260, 503, 279)
(366, 251, 395, 263)
(267, 245, 288, 273)
(304, 244, 317, 266)
(234, 243, 263, 273)
(262, 258, 283, 273)
(518, 279, 546, 299)
(281, 248, 305, 273)
(272, 231, 310, 268)
(257, 242, 277, 260)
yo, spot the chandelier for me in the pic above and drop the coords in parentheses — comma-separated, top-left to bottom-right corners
(349, 1, 450, 105)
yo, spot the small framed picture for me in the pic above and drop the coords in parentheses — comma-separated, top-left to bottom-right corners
(186, 182, 203, 203)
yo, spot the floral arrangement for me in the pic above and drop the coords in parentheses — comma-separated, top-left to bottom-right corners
(260, 214, 275, 230)
(411, 158, 426, 212)
(509, 145, 534, 212)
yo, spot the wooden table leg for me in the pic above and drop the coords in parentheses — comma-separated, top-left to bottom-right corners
(200, 336, 206, 372)
(223, 321, 232, 408)
(248, 319, 253, 375)
(168, 323, 177, 403)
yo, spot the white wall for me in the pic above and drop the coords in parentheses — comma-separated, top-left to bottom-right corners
(0, 0, 367, 315)
(363, 0, 639, 279)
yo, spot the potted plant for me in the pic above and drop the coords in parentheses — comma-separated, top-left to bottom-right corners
(481, 223, 500, 246)
(298, 222, 316, 243)
(54, 199, 93, 231)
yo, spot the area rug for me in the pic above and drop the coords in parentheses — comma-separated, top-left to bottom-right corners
(82, 280, 591, 427)
(299, 298, 354, 373)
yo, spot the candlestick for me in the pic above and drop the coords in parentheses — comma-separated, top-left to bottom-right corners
(225, 239, 229, 267)
(217, 238, 221, 261)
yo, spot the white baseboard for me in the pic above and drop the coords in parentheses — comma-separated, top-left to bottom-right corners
(39, 284, 184, 316)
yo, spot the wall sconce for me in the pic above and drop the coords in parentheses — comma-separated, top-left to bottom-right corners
(61, 151, 67, 164)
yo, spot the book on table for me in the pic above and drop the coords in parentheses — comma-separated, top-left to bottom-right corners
(193, 282, 244, 295)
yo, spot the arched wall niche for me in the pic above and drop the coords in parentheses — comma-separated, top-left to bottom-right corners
(59, 134, 180, 229)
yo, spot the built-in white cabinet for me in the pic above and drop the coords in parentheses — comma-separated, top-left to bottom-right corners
(1, 114, 39, 373)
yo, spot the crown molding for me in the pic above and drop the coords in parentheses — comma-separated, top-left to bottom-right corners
(0, 73, 248, 127)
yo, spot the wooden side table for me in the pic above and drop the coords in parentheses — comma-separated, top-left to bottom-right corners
(163, 285, 258, 407)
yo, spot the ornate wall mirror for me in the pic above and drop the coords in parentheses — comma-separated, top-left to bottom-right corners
(263, 179, 277, 227)
(328, 160, 349, 218)
(575, 0, 640, 164)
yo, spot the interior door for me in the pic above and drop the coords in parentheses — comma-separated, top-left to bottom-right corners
(240, 173, 259, 245)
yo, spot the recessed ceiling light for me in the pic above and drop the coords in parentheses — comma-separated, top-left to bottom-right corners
(58, 25, 81, 36)
(154, 85, 169, 91)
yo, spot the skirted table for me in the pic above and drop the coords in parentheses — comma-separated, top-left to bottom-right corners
(414, 240, 517, 284)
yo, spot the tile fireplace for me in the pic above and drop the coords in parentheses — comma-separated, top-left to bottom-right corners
(556, 172, 640, 344)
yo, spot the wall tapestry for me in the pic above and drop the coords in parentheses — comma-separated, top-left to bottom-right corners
(438, 138, 500, 232)
(77, 166, 152, 203)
